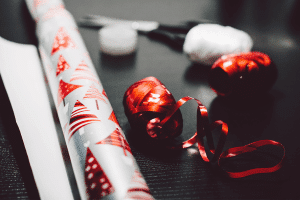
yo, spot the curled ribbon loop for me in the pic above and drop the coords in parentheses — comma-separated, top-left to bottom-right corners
(123, 76, 285, 178)
(163, 97, 285, 178)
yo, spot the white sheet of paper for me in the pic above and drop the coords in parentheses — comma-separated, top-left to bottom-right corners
(0, 36, 74, 200)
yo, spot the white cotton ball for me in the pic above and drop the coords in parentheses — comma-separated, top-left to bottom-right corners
(183, 24, 253, 65)
(99, 25, 138, 56)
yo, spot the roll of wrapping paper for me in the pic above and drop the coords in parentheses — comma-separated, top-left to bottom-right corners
(25, 0, 153, 199)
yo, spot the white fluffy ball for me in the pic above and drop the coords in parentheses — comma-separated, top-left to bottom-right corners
(99, 25, 138, 56)
(183, 24, 253, 65)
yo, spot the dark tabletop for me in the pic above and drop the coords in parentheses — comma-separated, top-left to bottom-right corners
(1, 0, 300, 199)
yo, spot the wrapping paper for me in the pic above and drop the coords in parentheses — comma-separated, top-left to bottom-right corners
(0, 36, 73, 200)
(25, 0, 153, 199)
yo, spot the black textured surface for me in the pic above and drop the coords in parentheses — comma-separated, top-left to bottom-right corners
(1, 0, 300, 199)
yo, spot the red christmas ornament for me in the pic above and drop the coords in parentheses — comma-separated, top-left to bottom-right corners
(123, 77, 183, 140)
(209, 52, 277, 97)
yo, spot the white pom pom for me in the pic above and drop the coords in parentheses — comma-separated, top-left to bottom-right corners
(183, 24, 253, 65)
(99, 25, 138, 56)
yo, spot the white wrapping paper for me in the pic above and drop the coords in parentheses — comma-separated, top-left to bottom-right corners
(25, 0, 154, 199)
(0, 36, 74, 200)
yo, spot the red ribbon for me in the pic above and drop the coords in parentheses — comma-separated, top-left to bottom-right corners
(123, 76, 183, 140)
(209, 52, 278, 97)
(123, 76, 285, 178)
(164, 96, 285, 178)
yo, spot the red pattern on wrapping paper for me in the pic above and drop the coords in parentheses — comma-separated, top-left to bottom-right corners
(83, 84, 106, 103)
(124, 170, 153, 200)
(28, 2, 152, 199)
(102, 89, 108, 98)
(68, 100, 100, 140)
(85, 147, 114, 199)
(108, 111, 119, 126)
(123, 77, 285, 178)
(57, 79, 82, 106)
(96, 128, 132, 156)
(56, 54, 70, 76)
(70, 60, 100, 85)
(33, 0, 48, 9)
(51, 27, 76, 55)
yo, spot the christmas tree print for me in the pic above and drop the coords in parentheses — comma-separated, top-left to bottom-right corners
(108, 111, 119, 126)
(124, 170, 153, 200)
(51, 27, 76, 55)
(57, 79, 82, 106)
(85, 147, 114, 199)
(102, 89, 108, 98)
(56, 54, 70, 76)
(83, 84, 107, 109)
(96, 128, 132, 156)
(70, 60, 100, 85)
(69, 100, 100, 139)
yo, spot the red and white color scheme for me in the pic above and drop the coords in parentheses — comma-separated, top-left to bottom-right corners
(85, 148, 114, 199)
(70, 60, 100, 85)
(25, 0, 153, 199)
(97, 127, 132, 156)
(108, 111, 119, 126)
(56, 54, 70, 76)
(84, 84, 106, 103)
(102, 89, 108, 98)
(124, 170, 152, 200)
(68, 100, 101, 140)
(57, 79, 82, 106)
(51, 27, 76, 55)
(83, 84, 107, 110)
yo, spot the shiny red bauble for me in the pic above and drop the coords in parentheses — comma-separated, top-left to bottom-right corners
(209, 52, 277, 97)
(123, 77, 183, 140)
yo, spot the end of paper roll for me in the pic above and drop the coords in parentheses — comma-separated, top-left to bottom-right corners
(99, 25, 138, 56)
(183, 24, 253, 66)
